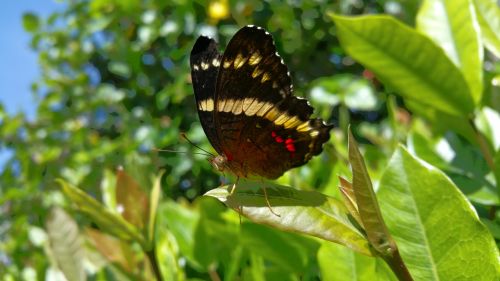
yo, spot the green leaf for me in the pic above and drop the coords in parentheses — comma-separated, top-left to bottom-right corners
(156, 201, 202, 270)
(155, 229, 185, 281)
(378, 146, 500, 280)
(46, 208, 85, 281)
(204, 181, 371, 256)
(240, 223, 319, 273)
(331, 14, 474, 116)
(473, 0, 500, 57)
(317, 242, 397, 281)
(56, 179, 145, 247)
(108, 61, 131, 78)
(348, 129, 396, 257)
(338, 176, 362, 227)
(148, 170, 164, 244)
(223, 246, 244, 281)
(246, 253, 266, 281)
(85, 228, 137, 273)
(417, 0, 483, 103)
(192, 198, 239, 270)
(406, 100, 477, 144)
(22, 12, 40, 32)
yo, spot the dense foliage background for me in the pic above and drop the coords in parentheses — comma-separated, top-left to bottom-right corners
(1, 0, 499, 280)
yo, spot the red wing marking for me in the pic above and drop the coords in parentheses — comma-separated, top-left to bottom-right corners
(285, 138, 295, 152)
(224, 151, 234, 161)
(272, 132, 296, 154)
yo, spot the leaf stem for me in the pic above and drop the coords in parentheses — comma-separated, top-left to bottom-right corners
(469, 119, 499, 200)
(208, 268, 222, 281)
(382, 248, 414, 281)
(146, 248, 163, 281)
(470, 119, 495, 170)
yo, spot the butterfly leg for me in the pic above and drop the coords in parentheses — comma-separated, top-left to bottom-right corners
(228, 177, 244, 223)
(230, 176, 240, 195)
(262, 184, 280, 217)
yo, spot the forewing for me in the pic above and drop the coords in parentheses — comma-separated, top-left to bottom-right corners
(190, 36, 223, 153)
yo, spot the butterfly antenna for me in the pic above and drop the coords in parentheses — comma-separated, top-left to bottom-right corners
(180, 133, 216, 157)
(152, 148, 212, 157)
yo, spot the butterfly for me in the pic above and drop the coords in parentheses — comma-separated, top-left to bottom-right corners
(190, 25, 332, 183)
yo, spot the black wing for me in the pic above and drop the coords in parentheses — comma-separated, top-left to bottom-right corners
(213, 26, 332, 178)
(190, 36, 223, 154)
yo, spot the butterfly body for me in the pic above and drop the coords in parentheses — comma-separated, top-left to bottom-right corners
(190, 25, 332, 180)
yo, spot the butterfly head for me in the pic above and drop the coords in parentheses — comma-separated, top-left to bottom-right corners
(209, 154, 229, 172)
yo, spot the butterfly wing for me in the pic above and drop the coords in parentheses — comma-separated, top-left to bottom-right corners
(190, 36, 223, 154)
(213, 26, 332, 179)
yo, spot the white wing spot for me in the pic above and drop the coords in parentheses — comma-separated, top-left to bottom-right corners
(279, 89, 287, 97)
(198, 98, 214, 112)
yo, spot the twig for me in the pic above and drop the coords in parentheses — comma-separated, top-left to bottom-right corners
(469, 119, 499, 201)
(382, 248, 414, 281)
(146, 248, 163, 281)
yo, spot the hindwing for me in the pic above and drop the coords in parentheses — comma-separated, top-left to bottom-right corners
(212, 26, 333, 178)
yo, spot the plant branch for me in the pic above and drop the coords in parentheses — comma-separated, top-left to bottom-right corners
(208, 268, 221, 281)
(382, 248, 414, 281)
(146, 248, 163, 281)
(470, 119, 495, 170)
(469, 119, 499, 201)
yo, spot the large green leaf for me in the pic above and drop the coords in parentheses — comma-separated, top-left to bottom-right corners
(378, 146, 500, 280)
(417, 0, 483, 103)
(473, 0, 500, 57)
(56, 179, 145, 247)
(204, 181, 371, 255)
(331, 14, 474, 116)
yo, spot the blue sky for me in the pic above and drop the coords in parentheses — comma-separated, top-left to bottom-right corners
(0, 1, 61, 168)
(1, 1, 61, 117)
